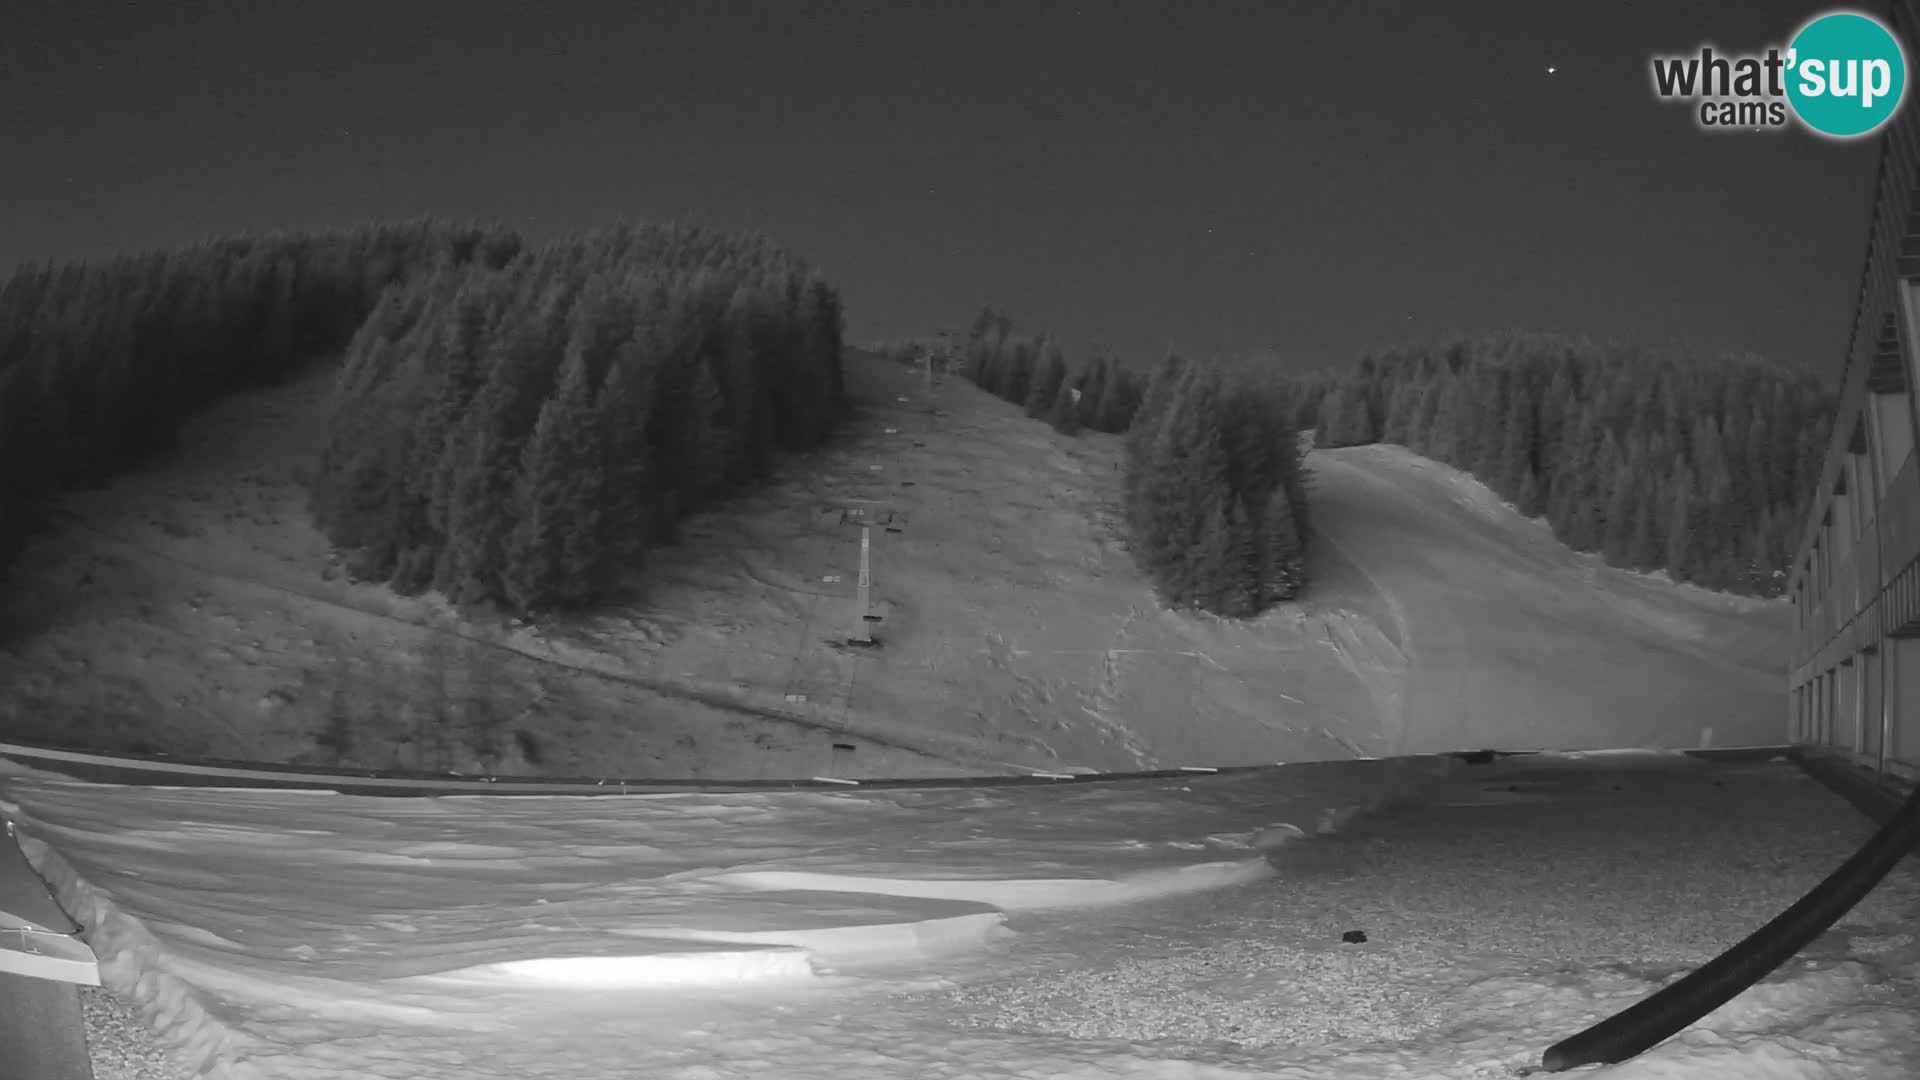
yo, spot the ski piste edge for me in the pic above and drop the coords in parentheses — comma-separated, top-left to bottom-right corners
(0, 736, 1794, 797)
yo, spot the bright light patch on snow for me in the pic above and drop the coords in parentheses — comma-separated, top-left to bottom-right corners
(464, 947, 819, 988)
(704, 857, 1275, 911)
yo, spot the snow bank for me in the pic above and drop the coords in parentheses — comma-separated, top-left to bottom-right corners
(0, 756, 1452, 1078)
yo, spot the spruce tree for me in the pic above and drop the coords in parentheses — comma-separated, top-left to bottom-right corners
(1047, 378, 1083, 435)
(1406, 376, 1443, 456)
(1094, 359, 1136, 432)
(1429, 374, 1474, 465)
(1259, 485, 1305, 602)
(1665, 468, 1695, 582)
(679, 358, 733, 512)
(1003, 339, 1037, 404)
(1217, 496, 1262, 616)
(1026, 339, 1068, 418)
(1125, 354, 1188, 468)
(1602, 462, 1637, 566)
(1514, 467, 1542, 519)
(439, 329, 555, 604)
(1628, 491, 1661, 569)
(1187, 497, 1235, 611)
(1077, 357, 1110, 429)
(501, 348, 604, 614)
(1380, 380, 1415, 445)
(1316, 383, 1349, 446)
(595, 341, 659, 569)
(1469, 366, 1511, 478)
(1496, 381, 1537, 498)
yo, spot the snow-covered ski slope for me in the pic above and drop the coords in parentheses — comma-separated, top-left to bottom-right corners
(0, 350, 1793, 778)
(1302, 444, 1790, 756)
(7, 749, 1919, 1079)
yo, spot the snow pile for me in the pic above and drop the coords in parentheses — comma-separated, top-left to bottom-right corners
(6, 753, 1917, 1080)
(0, 755, 1451, 1078)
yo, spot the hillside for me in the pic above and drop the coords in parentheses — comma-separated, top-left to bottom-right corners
(0, 348, 1790, 779)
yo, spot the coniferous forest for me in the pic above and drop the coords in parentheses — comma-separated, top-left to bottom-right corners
(1290, 331, 1833, 596)
(949, 306, 1311, 618)
(959, 306, 1148, 437)
(0, 221, 520, 566)
(952, 307, 1311, 617)
(0, 228, 1831, 626)
(0, 219, 847, 617)
(1124, 355, 1312, 616)
(312, 223, 845, 614)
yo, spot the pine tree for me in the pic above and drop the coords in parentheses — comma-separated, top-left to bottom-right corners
(596, 340, 658, 572)
(1025, 338, 1069, 418)
(1003, 339, 1037, 404)
(1628, 490, 1661, 569)
(1380, 380, 1416, 445)
(1514, 467, 1542, 519)
(1316, 383, 1350, 446)
(1341, 381, 1376, 444)
(1095, 360, 1140, 432)
(1077, 357, 1110, 429)
(1125, 354, 1188, 466)
(1602, 462, 1637, 566)
(1126, 360, 1221, 601)
(1496, 378, 1538, 498)
(1470, 366, 1511, 478)
(1047, 378, 1083, 435)
(1429, 374, 1474, 465)
(438, 329, 556, 604)
(501, 348, 604, 614)
(1259, 485, 1305, 602)
(966, 305, 1000, 359)
(1700, 462, 1736, 588)
(1216, 496, 1262, 616)
(1666, 468, 1695, 581)
(1404, 376, 1442, 455)
(1187, 496, 1235, 611)
(712, 289, 766, 484)
(671, 357, 732, 516)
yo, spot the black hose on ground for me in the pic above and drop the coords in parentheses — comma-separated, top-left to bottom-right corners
(1540, 777, 1920, 1072)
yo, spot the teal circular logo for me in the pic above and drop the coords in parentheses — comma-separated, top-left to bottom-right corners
(1786, 11, 1908, 138)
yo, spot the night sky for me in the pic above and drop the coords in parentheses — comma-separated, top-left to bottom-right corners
(0, 1, 1886, 374)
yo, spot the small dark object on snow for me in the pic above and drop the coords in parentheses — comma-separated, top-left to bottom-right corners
(1342, 930, 1368, 944)
(831, 743, 856, 752)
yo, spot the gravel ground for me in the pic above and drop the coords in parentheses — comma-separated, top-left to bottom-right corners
(915, 755, 1920, 1051)
(81, 984, 196, 1080)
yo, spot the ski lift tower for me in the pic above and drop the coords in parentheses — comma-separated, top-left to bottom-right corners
(853, 518, 874, 644)
(841, 501, 899, 646)
(922, 327, 961, 392)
